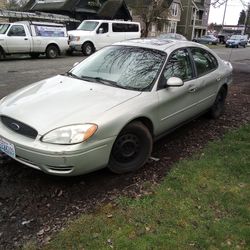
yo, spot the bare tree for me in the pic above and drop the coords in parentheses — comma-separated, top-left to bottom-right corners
(129, 0, 171, 37)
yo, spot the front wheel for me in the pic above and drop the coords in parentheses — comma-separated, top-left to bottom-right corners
(46, 45, 59, 59)
(208, 87, 227, 119)
(82, 42, 94, 56)
(108, 122, 153, 174)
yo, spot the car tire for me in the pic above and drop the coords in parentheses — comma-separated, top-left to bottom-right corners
(82, 42, 94, 56)
(0, 48, 5, 60)
(30, 53, 40, 59)
(208, 87, 227, 119)
(108, 121, 153, 174)
(46, 45, 59, 59)
(236, 45, 239, 48)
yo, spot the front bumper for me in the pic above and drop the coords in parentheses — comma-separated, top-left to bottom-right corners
(69, 43, 82, 52)
(0, 122, 115, 176)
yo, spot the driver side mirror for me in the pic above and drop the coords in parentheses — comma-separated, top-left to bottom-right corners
(73, 62, 79, 68)
(98, 28, 104, 34)
(166, 77, 184, 87)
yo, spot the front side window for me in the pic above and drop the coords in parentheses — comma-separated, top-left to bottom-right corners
(8, 25, 26, 36)
(163, 49, 193, 82)
(77, 21, 99, 31)
(70, 46, 166, 91)
(97, 23, 109, 34)
(191, 48, 218, 76)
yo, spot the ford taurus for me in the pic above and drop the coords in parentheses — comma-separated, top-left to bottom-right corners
(0, 39, 233, 176)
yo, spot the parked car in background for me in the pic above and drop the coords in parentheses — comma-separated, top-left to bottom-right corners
(68, 20, 141, 56)
(225, 35, 248, 48)
(0, 21, 69, 59)
(158, 33, 187, 40)
(0, 39, 233, 176)
(193, 35, 218, 45)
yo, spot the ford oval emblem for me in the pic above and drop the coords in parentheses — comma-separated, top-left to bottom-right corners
(10, 122, 20, 131)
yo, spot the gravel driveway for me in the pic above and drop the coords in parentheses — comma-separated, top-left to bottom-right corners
(0, 57, 249, 249)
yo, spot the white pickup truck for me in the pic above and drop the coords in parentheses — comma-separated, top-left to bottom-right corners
(0, 21, 69, 59)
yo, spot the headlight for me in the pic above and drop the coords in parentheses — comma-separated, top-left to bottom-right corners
(71, 36, 80, 41)
(41, 124, 98, 145)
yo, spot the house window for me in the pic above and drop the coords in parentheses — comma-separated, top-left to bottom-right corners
(171, 3, 178, 16)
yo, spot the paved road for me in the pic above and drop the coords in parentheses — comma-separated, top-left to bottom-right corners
(212, 46, 250, 73)
(0, 46, 249, 100)
(0, 54, 84, 99)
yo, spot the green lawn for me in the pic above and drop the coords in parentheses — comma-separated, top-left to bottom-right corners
(26, 124, 250, 250)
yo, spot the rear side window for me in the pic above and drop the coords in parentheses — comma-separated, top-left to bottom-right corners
(191, 48, 218, 76)
(112, 23, 139, 32)
(34, 25, 66, 37)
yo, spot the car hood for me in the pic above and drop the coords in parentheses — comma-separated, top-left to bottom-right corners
(68, 30, 92, 36)
(0, 75, 141, 135)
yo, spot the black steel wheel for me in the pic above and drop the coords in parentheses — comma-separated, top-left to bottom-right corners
(209, 87, 227, 119)
(82, 42, 94, 56)
(46, 45, 59, 59)
(108, 122, 153, 174)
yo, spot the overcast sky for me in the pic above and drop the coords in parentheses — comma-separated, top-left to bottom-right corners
(208, 0, 248, 25)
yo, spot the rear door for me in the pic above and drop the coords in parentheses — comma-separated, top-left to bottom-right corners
(6, 24, 31, 53)
(111, 23, 126, 43)
(157, 48, 200, 133)
(189, 47, 221, 111)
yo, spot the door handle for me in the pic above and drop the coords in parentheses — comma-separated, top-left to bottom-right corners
(188, 85, 197, 93)
(24, 38, 28, 40)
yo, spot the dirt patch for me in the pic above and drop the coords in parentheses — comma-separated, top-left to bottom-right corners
(0, 70, 250, 249)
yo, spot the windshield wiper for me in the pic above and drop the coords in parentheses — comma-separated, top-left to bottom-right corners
(64, 72, 83, 80)
(80, 75, 118, 86)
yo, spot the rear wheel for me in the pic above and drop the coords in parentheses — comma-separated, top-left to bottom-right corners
(0, 48, 5, 60)
(82, 42, 94, 56)
(208, 87, 227, 119)
(46, 45, 59, 59)
(108, 122, 153, 174)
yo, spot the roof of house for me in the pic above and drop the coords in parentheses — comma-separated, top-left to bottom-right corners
(125, 0, 173, 8)
(98, 0, 131, 20)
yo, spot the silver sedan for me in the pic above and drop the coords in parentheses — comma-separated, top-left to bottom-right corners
(0, 39, 233, 176)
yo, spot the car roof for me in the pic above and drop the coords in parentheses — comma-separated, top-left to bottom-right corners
(114, 38, 203, 52)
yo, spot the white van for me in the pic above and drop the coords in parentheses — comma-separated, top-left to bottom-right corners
(68, 20, 141, 56)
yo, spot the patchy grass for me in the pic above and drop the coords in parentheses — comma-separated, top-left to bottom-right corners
(28, 125, 250, 250)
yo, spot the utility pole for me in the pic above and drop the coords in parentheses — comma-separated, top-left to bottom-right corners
(221, 0, 228, 33)
(244, 2, 249, 35)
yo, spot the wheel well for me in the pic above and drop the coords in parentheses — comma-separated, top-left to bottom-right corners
(126, 117, 154, 137)
(46, 43, 60, 55)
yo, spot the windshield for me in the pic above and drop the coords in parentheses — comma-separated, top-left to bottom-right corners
(230, 35, 240, 40)
(69, 46, 166, 91)
(0, 24, 10, 34)
(77, 21, 99, 31)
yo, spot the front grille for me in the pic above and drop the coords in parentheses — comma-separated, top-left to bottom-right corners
(0, 115, 38, 139)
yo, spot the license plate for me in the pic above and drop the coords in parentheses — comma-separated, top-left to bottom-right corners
(0, 137, 16, 158)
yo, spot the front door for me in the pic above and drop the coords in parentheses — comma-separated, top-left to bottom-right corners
(6, 24, 31, 53)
